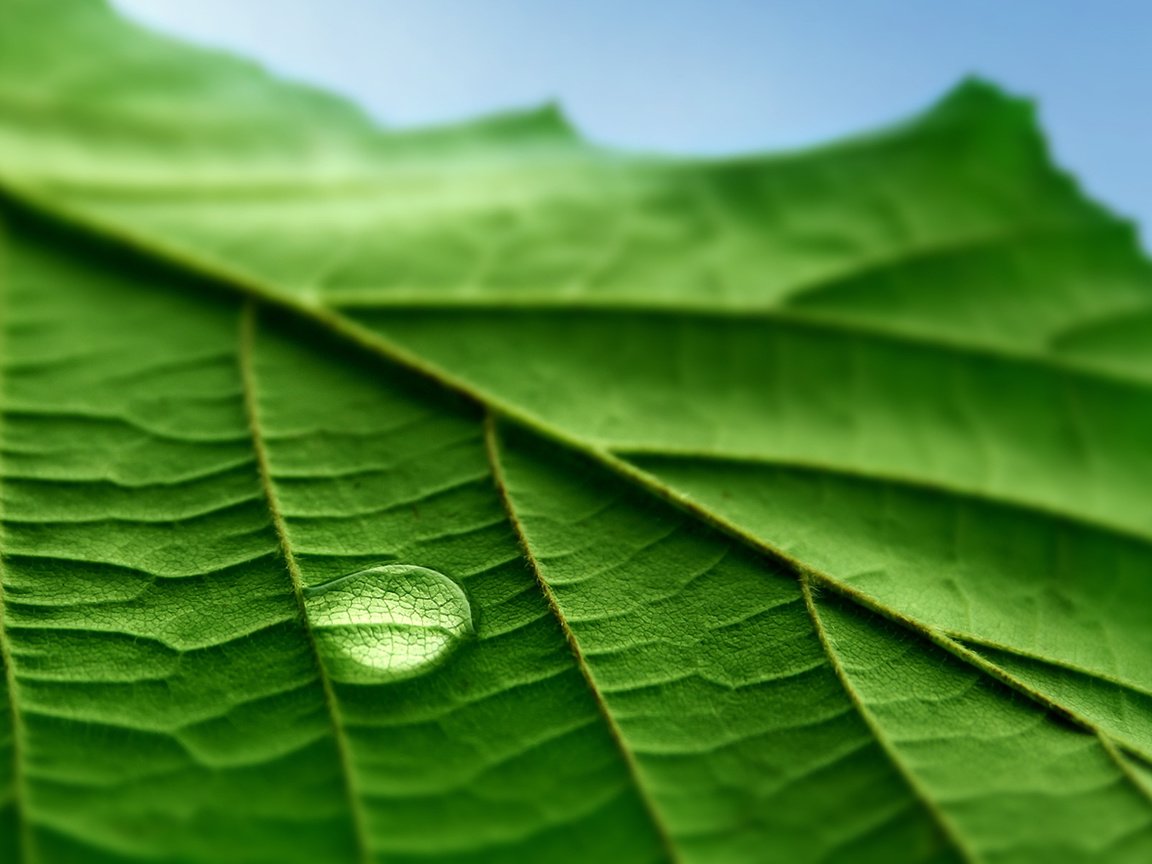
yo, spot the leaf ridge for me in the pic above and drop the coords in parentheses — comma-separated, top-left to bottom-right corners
(1095, 734, 1152, 810)
(330, 294, 1152, 386)
(951, 632, 1152, 702)
(237, 300, 373, 864)
(822, 574, 1152, 810)
(482, 413, 679, 864)
(799, 572, 976, 862)
(617, 447, 1152, 552)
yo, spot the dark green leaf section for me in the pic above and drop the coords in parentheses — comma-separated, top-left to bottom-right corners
(1125, 758, 1152, 800)
(812, 592, 1152, 862)
(0, 652, 19, 862)
(490, 425, 958, 864)
(962, 644, 1152, 760)
(0, 221, 359, 862)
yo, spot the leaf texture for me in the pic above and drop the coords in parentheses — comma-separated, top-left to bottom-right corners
(0, 1, 1150, 862)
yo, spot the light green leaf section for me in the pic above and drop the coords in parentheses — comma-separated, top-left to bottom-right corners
(7, 2, 1151, 346)
(0, 0, 1149, 862)
(243, 306, 667, 862)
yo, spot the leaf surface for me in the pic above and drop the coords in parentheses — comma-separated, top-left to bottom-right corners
(0, 1, 1150, 862)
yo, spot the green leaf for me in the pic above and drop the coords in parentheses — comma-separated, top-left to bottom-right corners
(0, 1, 1150, 861)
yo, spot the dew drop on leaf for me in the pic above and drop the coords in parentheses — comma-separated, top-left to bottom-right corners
(301, 564, 474, 685)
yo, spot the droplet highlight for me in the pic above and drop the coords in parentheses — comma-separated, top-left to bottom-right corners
(302, 564, 474, 685)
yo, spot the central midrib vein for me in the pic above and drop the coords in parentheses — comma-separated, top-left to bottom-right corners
(237, 300, 374, 864)
(2, 177, 1150, 821)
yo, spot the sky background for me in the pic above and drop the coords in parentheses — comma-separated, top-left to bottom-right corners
(113, 1, 1151, 240)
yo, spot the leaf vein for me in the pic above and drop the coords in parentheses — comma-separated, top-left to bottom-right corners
(482, 413, 680, 864)
(237, 300, 373, 864)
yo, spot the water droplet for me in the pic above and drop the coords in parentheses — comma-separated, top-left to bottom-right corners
(302, 564, 474, 685)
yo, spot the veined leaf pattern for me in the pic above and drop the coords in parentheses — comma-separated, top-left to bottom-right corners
(0, 1, 1149, 861)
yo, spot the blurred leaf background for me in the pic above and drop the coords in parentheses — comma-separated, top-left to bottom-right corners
(113, 0, 1152, 242)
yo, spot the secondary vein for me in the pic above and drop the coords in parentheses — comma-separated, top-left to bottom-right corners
(818, 575, 1152, 809)
(942, 631, 1152, 702)
(237, 300, 373, 864)
(799, 573, 977, 863)
(610, 445, 1152, 551)
(482, 413, 681, 864)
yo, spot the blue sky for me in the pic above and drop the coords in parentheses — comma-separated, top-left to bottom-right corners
(113, 1, 1151, 237)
